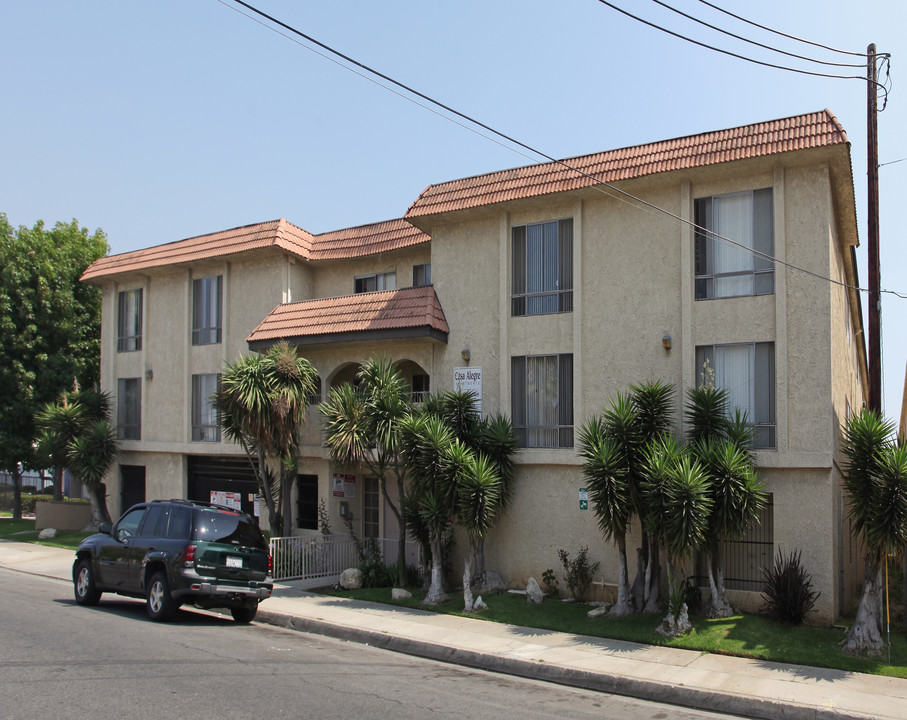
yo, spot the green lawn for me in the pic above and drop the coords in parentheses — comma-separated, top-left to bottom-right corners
(323, 585, 907, 679)
(0, 517, 93, 550)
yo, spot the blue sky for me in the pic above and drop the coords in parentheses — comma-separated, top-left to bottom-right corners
(3, 0, 906, 421)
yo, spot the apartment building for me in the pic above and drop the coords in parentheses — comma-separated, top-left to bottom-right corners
(82, 109, 866, 621)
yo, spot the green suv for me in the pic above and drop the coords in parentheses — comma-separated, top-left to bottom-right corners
(73, 499, 273, 623)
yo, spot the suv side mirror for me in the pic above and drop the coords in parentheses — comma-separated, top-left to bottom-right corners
(99, 522, 113, 535)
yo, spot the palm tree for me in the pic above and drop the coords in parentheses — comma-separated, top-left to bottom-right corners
(216, 341, 318, 534)
(67, 419, 118, 526)
(642, 438, 712, 636)
(458, 453, 502, 612)
(684, 384, 764, 618)
(578, 413, 633, 616)
(399, 412, 460, 604)
(34, 388, 115, 524)
(840, 409, 907, 656)
(695, 437, 765, 617)
(320, 355, 411, 583)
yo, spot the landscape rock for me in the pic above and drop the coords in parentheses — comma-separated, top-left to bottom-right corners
(587, 604, 609, 619)
(526, 577, 544, 604)
(38, 528, 57, 539)
(391, 588, 412, 600)
(339, 567, 362, 590)
(656, 603, 692, 637)
(473, 595, 488, 610)
(478, 571, 507, 593)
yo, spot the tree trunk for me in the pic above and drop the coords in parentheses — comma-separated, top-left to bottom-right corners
(841, 556, 885, 656)
(51, 466, 64, 502)
(11, 466, 23, 520)
(609, 533, 634, 616)
(281, 465, 295, 537)
(424, 532, 447, 605)
(643, 539, 661, 614)
(86, 481, 111, 528)
(463, 539, 476, 612)
(472, 535, 486, 587)
(706, 541, 734, 618)
(388, 471, 407, 586)
(630, 544, 647, 610)
(257, 454, 279, 533)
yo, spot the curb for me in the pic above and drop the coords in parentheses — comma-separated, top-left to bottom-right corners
(254, 607, 879, 720)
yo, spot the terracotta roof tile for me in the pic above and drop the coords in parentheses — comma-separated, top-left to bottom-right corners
(81, 219, 314, 281)
(405, 109, 849, 219)
(246, 285, 449, 347)
(311, 218, 428, 260)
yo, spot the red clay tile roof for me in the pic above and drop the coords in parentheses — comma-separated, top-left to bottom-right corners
(311, 218, 428, 260)
(81, 217, 430, 282)
(81, 218, 314, 282)
(405, 109, 849, 219)
(246, 285, 449, 348)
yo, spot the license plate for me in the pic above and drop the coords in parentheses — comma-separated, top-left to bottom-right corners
(226, 556, 243, 569)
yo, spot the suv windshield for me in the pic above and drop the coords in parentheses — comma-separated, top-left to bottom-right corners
(192, 508, 265, 548)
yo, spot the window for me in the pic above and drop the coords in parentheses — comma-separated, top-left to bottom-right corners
(117, 289, 143, 352)
(695, 188, 774, 300)
(306, 375, 322, 406)
(117, 378, 141, 440)
(355, 272, 396, 293)
(512, 219, 573, 316)
(363, 477, 379, 539)
(192, 374, 220, 442)
(511, 354, 573, 448)
(695, 342, 775, 449)
(413, 263, 431, 287)
(192, 275, 222, 345)
(412, 374, 430, 403)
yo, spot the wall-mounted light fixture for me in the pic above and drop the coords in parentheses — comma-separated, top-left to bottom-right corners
(662, 335, 672, 351)
(461, 349, 471, 362)
(145, 368, 154, 380)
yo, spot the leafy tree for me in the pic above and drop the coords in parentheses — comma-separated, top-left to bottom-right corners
(320, 355, 412, 582)
(35, 389, 116, 526)
(457, 453, 502, 611)
(840, 409, 907, 656)
(0, 214, 107, 517)
(215, 341, 318, 534)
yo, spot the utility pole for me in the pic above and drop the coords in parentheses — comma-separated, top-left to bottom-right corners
(867, 43, 881, 413)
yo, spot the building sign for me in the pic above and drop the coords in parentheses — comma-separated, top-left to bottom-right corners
(210, 490, 242, 511)
(453, 366, 482, 413)
(332, 473, 356, 498)
(579, 487, 589, 511)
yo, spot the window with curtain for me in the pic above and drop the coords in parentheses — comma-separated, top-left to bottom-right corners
(695, 189, 773, 300)
(191, 373, 220, 442)
(363, 477, 379, 539)
(192, 275, 223, 345)
(117, 377, 142, 441)
(695, 342, 775, 449)
(511, 354, 573, 448)
(512, 219, 573, 316)
(117, 289, 143, 352)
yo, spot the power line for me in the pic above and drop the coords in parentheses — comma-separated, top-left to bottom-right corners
(648, 0, 865, 69)
(694, 0, 870, 58)
(217, 0, 906, 301)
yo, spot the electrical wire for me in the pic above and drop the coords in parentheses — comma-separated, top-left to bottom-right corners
(217, 0, 906, 301)
(648, 0, 865, 68)
(695, 0, 870, 57)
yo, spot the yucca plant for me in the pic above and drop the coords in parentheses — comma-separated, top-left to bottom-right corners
(761, 549, 820, 625)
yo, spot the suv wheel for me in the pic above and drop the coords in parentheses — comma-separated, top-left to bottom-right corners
(73, 558, 102, 606)
(231, 602, 258, 624)
(146, 571, 177, 622)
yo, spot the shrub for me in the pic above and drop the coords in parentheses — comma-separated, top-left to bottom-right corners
(541, 568, 560, 597)
(557, 546, 600, 602)
(21, 494, 54, 514)
(761, 548, 820, 625)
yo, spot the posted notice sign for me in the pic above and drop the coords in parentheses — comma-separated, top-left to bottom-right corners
(332, 473, 356, 498)
(579, 487, 589, 511)
(453, 366, 482, 414)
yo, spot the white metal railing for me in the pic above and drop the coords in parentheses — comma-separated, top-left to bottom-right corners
(269, 533, 421, 585)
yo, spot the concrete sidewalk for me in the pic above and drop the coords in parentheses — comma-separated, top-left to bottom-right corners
(2, 539, 906, 720)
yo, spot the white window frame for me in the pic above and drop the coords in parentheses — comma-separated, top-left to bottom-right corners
(694, 189, 774, 300)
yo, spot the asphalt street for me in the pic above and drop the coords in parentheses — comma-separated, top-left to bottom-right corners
(0, 568, 736, 720)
